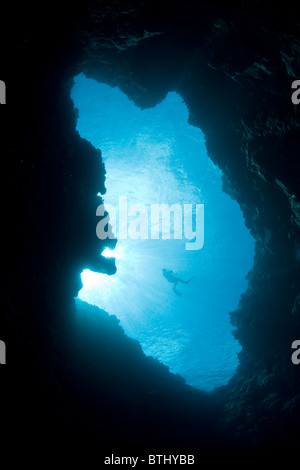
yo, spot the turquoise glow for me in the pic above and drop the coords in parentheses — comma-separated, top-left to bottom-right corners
(71, 73, 255, 391)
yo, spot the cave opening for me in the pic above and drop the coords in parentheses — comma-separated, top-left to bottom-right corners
(71, 72, 255, 391)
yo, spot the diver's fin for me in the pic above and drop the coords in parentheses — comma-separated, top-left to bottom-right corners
(173, 285, 182, 297)
(180, 275, 196, 284)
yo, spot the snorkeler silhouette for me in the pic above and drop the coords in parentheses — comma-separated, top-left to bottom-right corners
(162, 269, 195, 297)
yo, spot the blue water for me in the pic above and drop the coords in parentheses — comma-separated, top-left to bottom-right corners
(71, 73, 255, 391)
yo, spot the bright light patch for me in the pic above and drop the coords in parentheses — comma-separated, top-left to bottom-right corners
(102, 246, 125, 260)
(71, 74, 255, 391)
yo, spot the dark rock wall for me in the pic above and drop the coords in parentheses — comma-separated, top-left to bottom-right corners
(2, 0, 300, 451)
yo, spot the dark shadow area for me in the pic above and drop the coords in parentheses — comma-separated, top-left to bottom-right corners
(1, 0, 300, 456)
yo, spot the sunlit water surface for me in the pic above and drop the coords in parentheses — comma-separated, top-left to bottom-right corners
(71, 74, 255, 391)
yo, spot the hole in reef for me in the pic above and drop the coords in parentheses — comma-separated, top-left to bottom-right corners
(71, 73, 255, 391)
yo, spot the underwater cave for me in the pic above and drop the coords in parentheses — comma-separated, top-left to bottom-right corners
(3, 0, 300, 455)
(71, 73, 255, 391)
